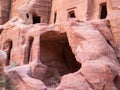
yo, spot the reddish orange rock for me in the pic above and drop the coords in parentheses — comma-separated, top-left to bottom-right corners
(0, 0, 120, 90)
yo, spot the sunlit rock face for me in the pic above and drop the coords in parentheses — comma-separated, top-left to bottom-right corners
(0, 0, 120, 90)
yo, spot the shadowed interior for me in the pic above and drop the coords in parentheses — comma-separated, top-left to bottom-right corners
(40, 31, 81, 88)
(3, 40, 13, 65)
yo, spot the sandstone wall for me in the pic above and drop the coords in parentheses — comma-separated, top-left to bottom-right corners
(50, 0, 119, 23)
(9, 0, 51, 24)
(107, 0, 120, 59)
(1, 26, 22, 65)
(0, 17, 28, 65)
(0, 0, 120, 90)
(50, 0, 88, 24)
(89, 0, 112, 19)
(10, 0, 25, 18)
(0, 0, 11, 24)
(26, 0, 51, 24)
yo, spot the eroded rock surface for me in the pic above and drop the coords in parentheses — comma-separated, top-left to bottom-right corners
(0, 0, 120, 90)
(0, 19, 119, 90)
(55, 20, 120, 90)
(5, 63, 47, 90)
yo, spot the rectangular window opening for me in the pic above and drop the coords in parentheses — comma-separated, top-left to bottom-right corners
(33, 15, 41, 24)
(68, 11, 76, 18)
(100, 3, 107, 19)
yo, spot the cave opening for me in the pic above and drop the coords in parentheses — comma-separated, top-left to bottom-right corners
(40, 31, 81, 88)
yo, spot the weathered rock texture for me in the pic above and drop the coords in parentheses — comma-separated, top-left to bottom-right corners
(0, 0, 120, 90)
(0, 0, 11, 24)
(12, 0, 51, 24)
(0, 50, 7, 89)
(0, 18, 120, 90)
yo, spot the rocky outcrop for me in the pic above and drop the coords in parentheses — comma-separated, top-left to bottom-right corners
(5, 61, 47, 90)
(0, 0, 120, 90)
(1, 19, 120, 90)
(55, 20, 120, 90)
(107, 11, 120, 61)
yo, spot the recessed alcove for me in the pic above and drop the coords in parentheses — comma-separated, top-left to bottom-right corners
(68, 10, 76, 18)
(40, 31, 81, 88)
(24, 37, 34, 64)
(100, 3, 107, 19)
(33, 15, 41, 24)
(54, 12, 57, 23)
(3, 40, 13, 66)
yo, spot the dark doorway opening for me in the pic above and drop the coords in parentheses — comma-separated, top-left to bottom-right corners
(40, 32, 81, 89)
(100, 3, 107, 19)
(3, 41, 13, 66)
(26, 13, 29, 18)
(68, 11, 76, 18)
(25, 37, 34, 64)
(33, 15, 41, 24)
(54, 12, 57, 23)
